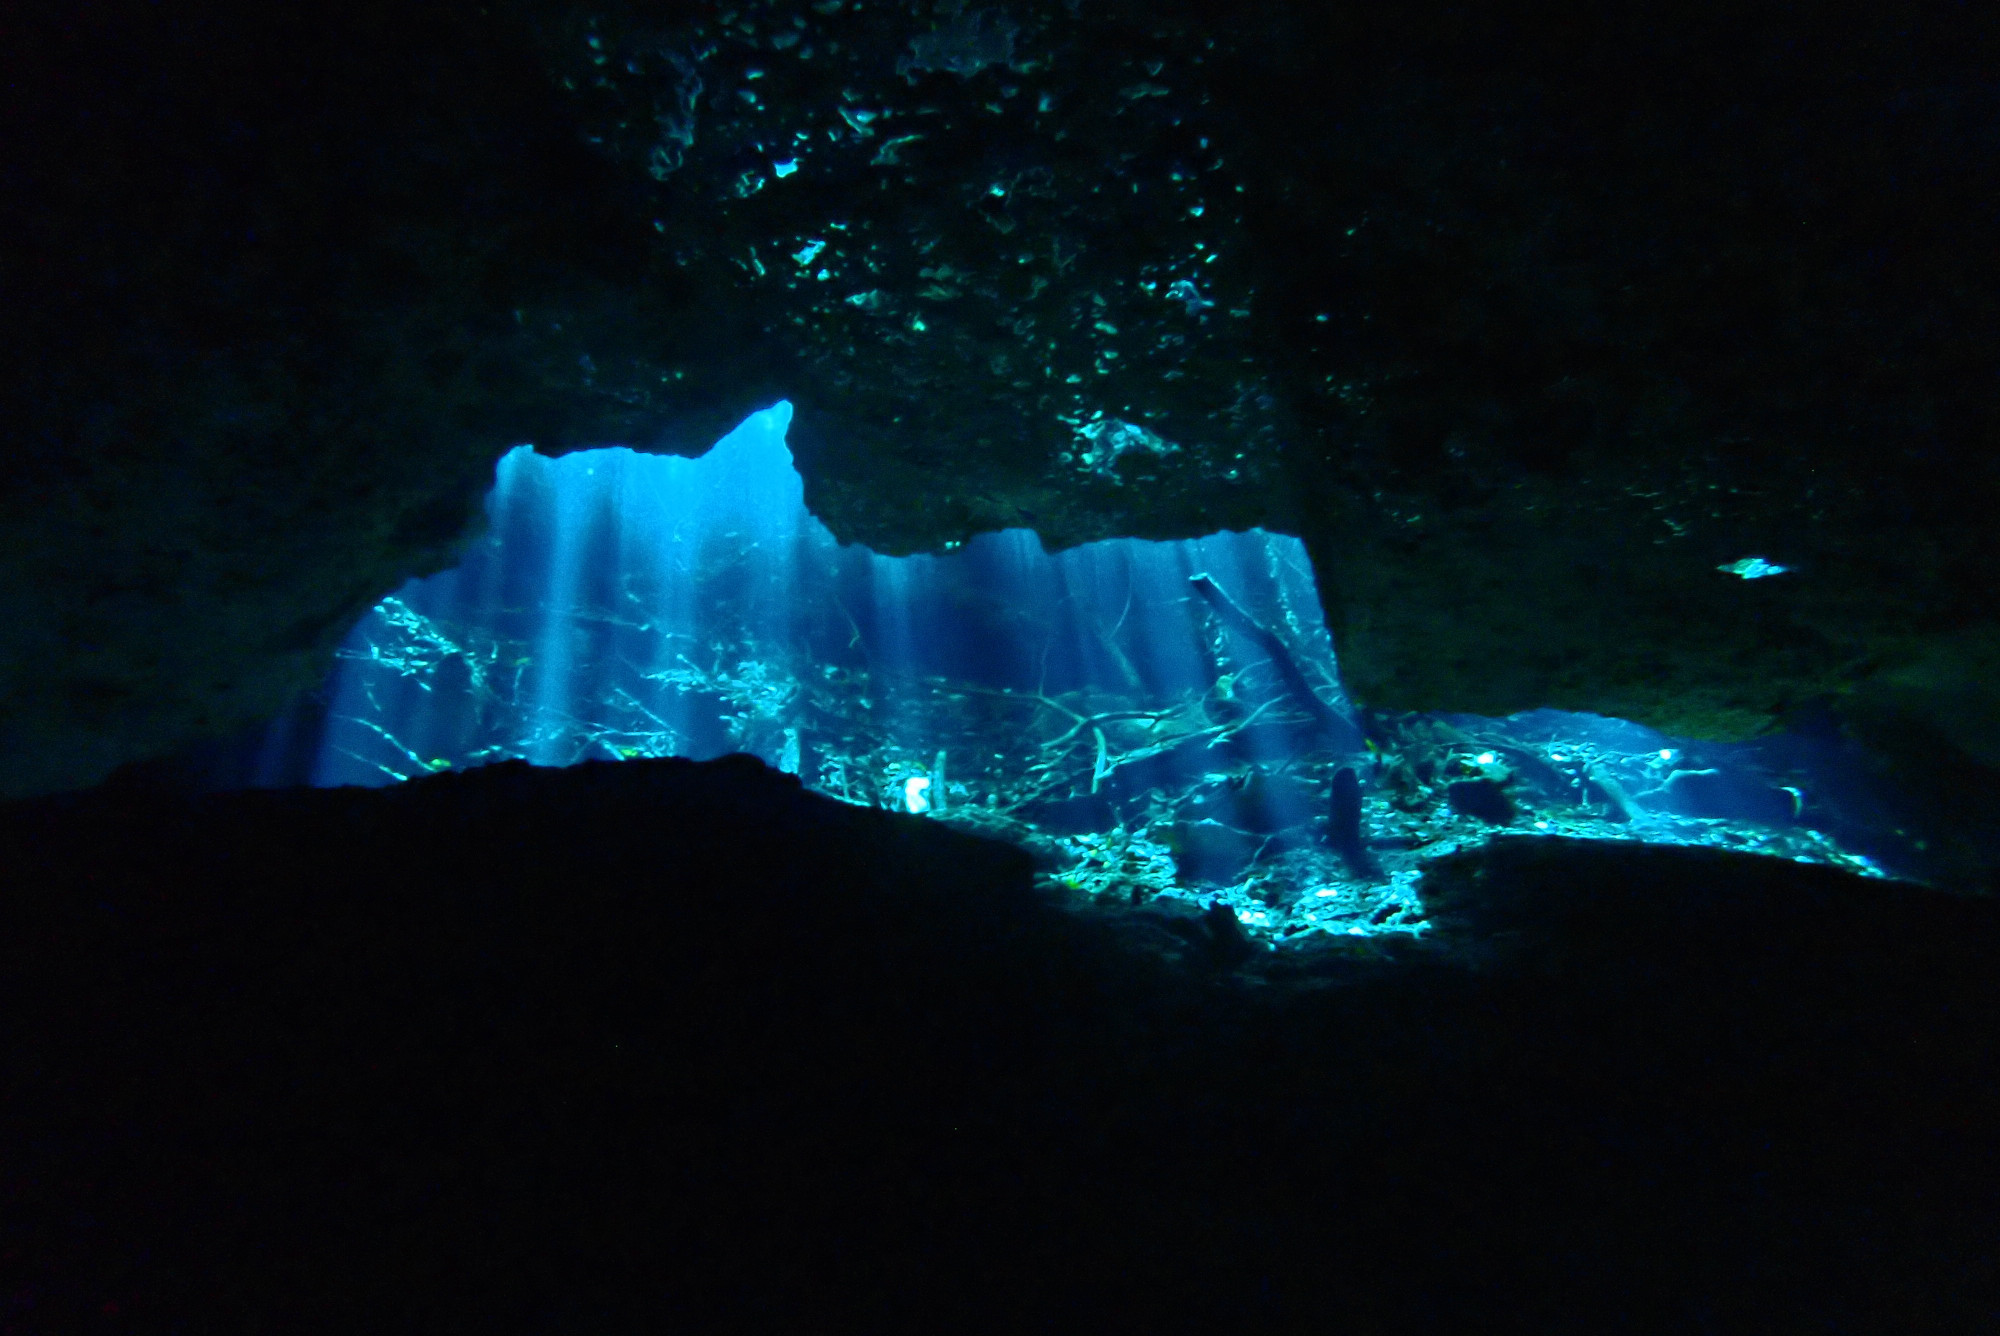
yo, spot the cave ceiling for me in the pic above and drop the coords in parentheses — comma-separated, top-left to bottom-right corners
(3, 0, 1997, 796)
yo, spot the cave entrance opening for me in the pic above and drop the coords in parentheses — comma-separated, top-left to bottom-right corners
(307, 406, 1888, 944)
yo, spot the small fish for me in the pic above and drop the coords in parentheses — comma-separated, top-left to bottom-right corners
(1329, 766, 1381, 879)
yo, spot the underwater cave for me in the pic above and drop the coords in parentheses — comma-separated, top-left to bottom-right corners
(291, 403, 1894, 947)
(5, 1, 2000, 1329)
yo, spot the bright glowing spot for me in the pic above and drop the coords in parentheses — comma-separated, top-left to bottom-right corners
(773, 159, 800, 178)
(903, 775, 932, 813)
(1658, 749, 1675, 761)
(1719, 556, 1790, 579)
(1475, 751, 1496, 765)
(1314, 887, 1339, 898)
(1534, 820, 1550, 830)
(792, 239, 826, 266)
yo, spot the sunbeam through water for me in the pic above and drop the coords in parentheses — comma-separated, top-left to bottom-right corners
(311, 405, 1890, 942)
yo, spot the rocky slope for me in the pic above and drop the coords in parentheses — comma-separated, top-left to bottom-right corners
(4, 755, 1993, 1327)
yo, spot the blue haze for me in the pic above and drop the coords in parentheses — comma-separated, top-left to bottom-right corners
(314, 406, 1340, 820)
(305, 405, 1892, 925)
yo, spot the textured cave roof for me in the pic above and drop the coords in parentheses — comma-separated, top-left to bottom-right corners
(2, 0, 1997, 798)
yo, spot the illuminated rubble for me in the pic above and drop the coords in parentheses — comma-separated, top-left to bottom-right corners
(320, 423, 1889, 948)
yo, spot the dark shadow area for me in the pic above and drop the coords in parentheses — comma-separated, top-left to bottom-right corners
(4, 758, 1995, 1330)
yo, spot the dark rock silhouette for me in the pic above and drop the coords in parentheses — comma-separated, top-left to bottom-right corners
(4, 758, 1995, 1328)
(1447, 776, 1517, 825)
(1327, 764, 1381, 878)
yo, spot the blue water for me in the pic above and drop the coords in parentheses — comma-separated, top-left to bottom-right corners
(314, 405, 1343, 798)
(307, 404, 1892, 933)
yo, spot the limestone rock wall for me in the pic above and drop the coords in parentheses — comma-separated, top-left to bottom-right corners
(4, 0, 1996, 794)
